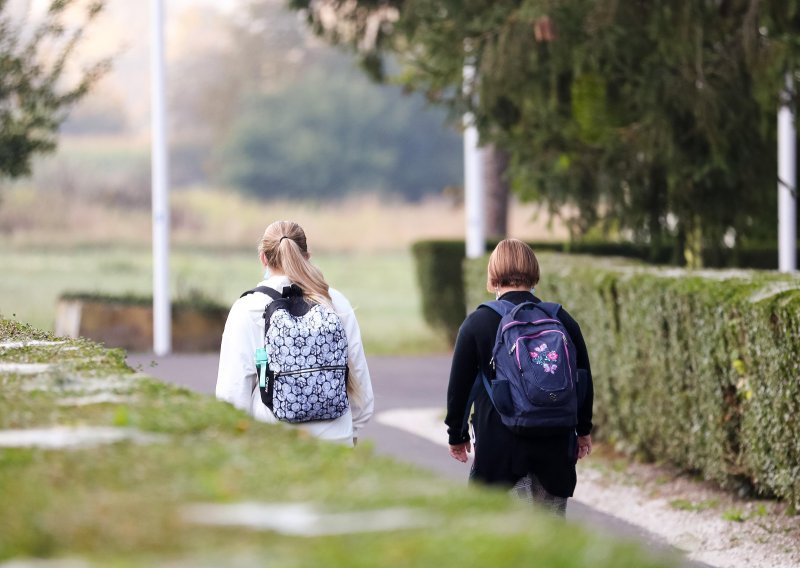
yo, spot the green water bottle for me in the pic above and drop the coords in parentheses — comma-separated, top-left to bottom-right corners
(255, 347, 269, 388)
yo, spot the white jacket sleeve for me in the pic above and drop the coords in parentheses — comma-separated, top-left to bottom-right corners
(332, 290, 374, 435)
(216, 299, 259, 413)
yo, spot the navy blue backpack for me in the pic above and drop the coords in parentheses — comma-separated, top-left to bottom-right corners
(481, 300, 579, 431)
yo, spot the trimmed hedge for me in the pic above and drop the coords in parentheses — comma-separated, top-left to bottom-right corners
(464, 254, 800, 510)
(412, 239, 660, 344)
(521, 241, 675, 264)
(60, 290, 227, 314)
(521, 241, 799, 269)
(413, 237, 800, 346)
(411, 240, 467, 344)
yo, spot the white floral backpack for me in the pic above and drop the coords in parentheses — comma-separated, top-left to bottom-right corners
(240, 284, 349, 423)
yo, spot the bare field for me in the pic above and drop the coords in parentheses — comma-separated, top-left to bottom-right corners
(0, 186, 567, 251)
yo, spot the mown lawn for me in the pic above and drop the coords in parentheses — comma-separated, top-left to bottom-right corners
(0, 246, 449, 356)
(0, 318, 679, 567)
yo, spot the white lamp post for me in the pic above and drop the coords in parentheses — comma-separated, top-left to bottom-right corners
(778, 72, 797, 273)
(463, 61, 485, 259)
(150, 0, 171, 354)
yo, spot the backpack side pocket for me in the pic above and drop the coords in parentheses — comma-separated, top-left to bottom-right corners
(490, 377, 515, 415)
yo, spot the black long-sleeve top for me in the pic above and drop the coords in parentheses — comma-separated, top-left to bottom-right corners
(444, 291, 594, 496)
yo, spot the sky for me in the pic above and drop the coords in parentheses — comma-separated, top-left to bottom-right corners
(7, 0, 257, 132)
(14, 0, 240, 17)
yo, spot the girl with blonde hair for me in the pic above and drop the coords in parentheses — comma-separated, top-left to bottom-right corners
(216, 221, 374, 446)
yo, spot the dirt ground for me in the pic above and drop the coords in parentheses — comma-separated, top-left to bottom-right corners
(574, 446, 800, 568)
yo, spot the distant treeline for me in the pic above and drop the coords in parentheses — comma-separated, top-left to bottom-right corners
(48, 2, 464, 203)
(215, 57, 463, 200)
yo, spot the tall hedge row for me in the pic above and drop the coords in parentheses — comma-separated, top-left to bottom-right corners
(411, 239, 800, 346)
(410, 240, 467, 344)
(464, 254, 800, 510)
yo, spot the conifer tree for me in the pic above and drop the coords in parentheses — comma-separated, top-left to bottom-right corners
(291, 0, 800, 264)
(0, 0, 108, 179)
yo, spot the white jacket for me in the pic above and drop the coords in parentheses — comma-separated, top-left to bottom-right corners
(215, 274, 374, 446)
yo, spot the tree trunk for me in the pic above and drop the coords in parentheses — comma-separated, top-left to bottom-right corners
(647, 164, 667, 263)
(482, 145, 510, 241)
(683, 216, 704, 269)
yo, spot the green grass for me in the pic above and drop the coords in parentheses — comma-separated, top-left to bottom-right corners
(0, 318, 679, 567)
(722, 509, 746, 523)
(669, 498, 719, 513)
(0, 246, 449, 356)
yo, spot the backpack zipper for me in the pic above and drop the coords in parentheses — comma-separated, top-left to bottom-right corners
(501, 318, 561, 333)
(275, 365, 347, 378)
(507, 320, 561, 354)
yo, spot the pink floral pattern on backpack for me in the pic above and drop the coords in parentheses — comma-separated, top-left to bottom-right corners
(530, 343, 559, 374)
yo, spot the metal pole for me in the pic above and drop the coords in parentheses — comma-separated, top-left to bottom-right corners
(463, 61, 485, 259)
(151, 0, 171, 354)
(779, 72, 797, 273)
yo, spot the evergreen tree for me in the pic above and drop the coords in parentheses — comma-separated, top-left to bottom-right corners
(291, 0, 800, 265)
(0, 0, 109, 180)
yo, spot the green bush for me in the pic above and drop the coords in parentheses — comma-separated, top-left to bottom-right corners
(411, 240, 468, 344)
(523, 241, 800, 269)
(464, 254, 800, 510)
(527, 241, 676, 264)
(60, 291, 228, 316)
(413, 239, 669, 345)
(413, 237, 799, 349)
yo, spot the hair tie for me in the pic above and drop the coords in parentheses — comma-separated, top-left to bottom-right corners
(280, 236, 289, 244)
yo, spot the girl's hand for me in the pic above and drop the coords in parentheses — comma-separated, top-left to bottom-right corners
(449, 441, 472, 463)
(577, 435, 592, 460)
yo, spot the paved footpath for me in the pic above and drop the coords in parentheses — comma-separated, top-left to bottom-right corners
(127, 352, 708, 568)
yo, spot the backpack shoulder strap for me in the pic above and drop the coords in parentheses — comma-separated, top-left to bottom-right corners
(479, 299, 516, 317)
(535, 301, 562, 319)
(240, 286, 282, 300)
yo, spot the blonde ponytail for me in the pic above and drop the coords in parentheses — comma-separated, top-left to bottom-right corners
(258, 221, 331, 306)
